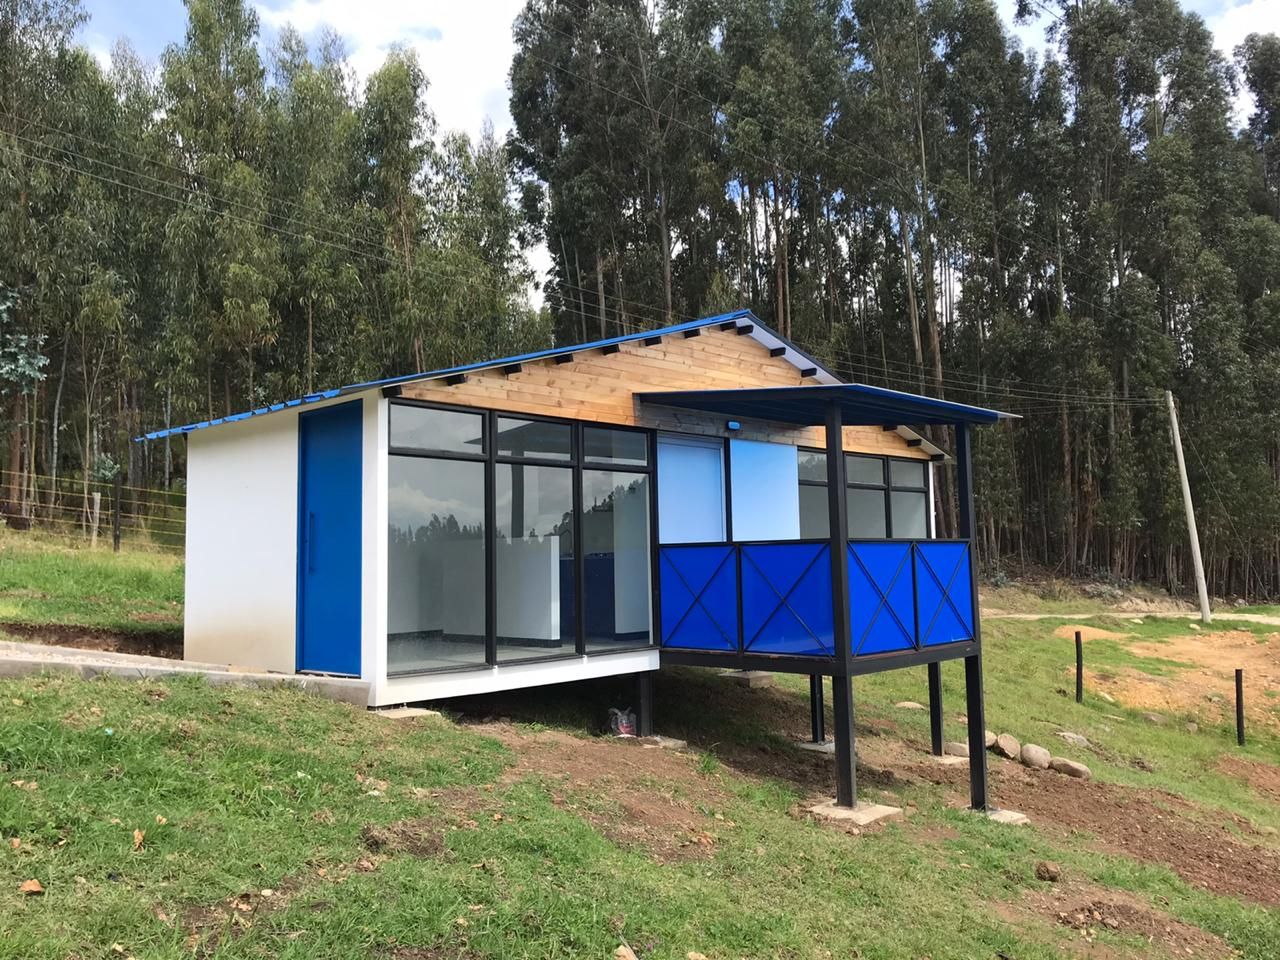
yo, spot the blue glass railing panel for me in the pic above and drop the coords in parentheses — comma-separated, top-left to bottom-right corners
(740, 543, 834, 656)
(847, 541, 916, 655)
(914, 541, 975, 646)
(658, 544, 739, 651)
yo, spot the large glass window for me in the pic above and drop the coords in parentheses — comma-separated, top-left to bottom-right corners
(582, 470, 652, 652)
(495, 463, 575, 661)
(496, 417, 571, 461)
(584, 426, 648, 467)
(390, 405, 484, 455)
(387, 456, 487, 674)
(796, 448, 932, 539)
(386, 404, 653, 676)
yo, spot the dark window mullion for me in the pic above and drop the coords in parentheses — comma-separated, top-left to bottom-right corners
(881, 457, 892, 536)
(484, 410, 497, 666)
(573, 422, 586, 655)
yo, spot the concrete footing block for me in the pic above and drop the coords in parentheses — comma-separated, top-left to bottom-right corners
(376, 706, 443, 719)
(981, 808, 1030, 826)
(809, 799, 904, 826)
(797, 739, 836, 754)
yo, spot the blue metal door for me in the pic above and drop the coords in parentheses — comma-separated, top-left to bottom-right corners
(297, 401, 363, 676)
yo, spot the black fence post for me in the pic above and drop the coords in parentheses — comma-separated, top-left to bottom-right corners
(1236, 668, 1245, 747)
(1075, 630, 1083, 704)
(112, 473, 122, 554)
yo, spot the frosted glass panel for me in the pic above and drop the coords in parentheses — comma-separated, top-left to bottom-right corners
(657, 436, 725, 544)
(847, 487, 888, 538)
(890, 459, 927, 489)
(730, 439, 800, 541)
(891, 490, 929, 539)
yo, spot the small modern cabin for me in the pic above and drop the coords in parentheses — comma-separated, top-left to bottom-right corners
(142, 309, 1012, 809)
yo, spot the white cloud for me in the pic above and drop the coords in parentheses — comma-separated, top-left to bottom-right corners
(255, 0, 526, 140)
(1204, 0, 1280, 124)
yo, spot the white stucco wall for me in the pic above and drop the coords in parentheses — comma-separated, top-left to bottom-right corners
(183, 393, 384, 697)
(183, 410, 301, 674)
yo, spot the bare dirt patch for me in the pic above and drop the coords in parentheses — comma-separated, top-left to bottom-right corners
(0, 621, 182, 658)
(1092, 629, 1280, 732)
(1217, 756, 1280, 805)
(361, 819, 447, 858)
(978, 759, 1280, 907)
(474, 722, 733, 862)
(1053, 624, 1131, 643)
(998, 881, 1235, 960)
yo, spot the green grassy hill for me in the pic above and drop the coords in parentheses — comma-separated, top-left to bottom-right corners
(1, 536, 1278, 959)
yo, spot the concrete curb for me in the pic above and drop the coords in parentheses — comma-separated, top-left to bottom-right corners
(0, 643, 369, 706)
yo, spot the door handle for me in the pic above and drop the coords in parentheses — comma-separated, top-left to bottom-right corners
(308, 512, 316, 573)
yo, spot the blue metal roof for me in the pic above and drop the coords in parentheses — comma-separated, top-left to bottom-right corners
(638, 384, 1017, 427)
(137, 309, 776, 441)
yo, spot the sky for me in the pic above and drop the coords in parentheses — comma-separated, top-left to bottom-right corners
(78, 0, 1279, 143)
(76, 0, 1280, 305)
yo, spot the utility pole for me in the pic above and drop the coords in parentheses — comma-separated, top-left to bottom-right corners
(1165, 390, 1211, 624)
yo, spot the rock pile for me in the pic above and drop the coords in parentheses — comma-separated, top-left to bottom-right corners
(984, 730, 1092, 780)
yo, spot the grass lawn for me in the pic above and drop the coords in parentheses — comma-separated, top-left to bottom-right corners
(1, 537, 1279, 958)
(0, 531, 182, 635)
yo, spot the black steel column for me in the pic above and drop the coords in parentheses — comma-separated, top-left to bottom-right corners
(927, 661, 944, 756)
(635, 671, 654, 737)
(956, 422, 988, 811)
(809, 675, 826, 743)
(825, 400, 856, 807)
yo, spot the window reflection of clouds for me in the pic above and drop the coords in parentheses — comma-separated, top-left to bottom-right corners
(388, 461, 484, 533)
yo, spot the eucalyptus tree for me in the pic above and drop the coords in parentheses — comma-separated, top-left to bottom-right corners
(160, 0, 280, 414)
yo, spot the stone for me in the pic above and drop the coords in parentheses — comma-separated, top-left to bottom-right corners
(615, 946, 639, 960)
(1056, 731, 1090, 748)
(1141, 712, 1168, 725)
(1185, 722, 1199, 734)
(1049, 757, 1092, 779)
(931, 755, 967, 766)
(1259, 826, 1278, 836)
(944, 741, 969, 758)
(1098, 691, 1116, 703)
(718, 670, 774, 689)
(1129, 618, 1145, 625)
(984, 729, 997, 748)
(640, 736, 687, 750)
(1188, 622, 1200, 630)
(993, 733, 1021, 759)
(895, 700, 926, 710)
(809, 800, 904, 826)
(796, 739, 836, 755)
(1035, 860, 1062, 882)
(1020, 743, 1051, 769)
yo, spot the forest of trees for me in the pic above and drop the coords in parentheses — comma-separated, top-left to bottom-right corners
(4, 0, 1280, 600)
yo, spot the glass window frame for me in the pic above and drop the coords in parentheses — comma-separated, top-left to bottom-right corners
(796, 447, 934, 540)
(386, 399, 656, 676)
